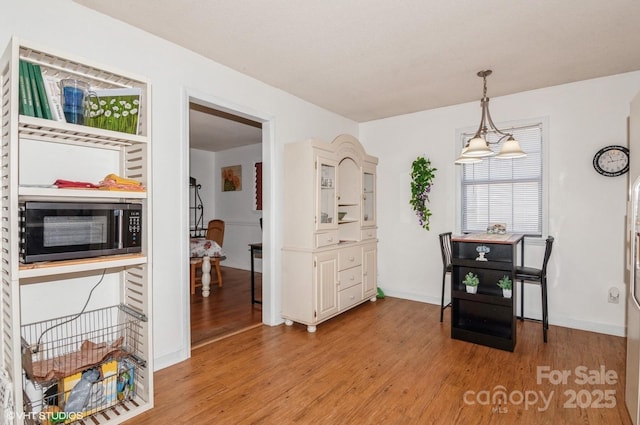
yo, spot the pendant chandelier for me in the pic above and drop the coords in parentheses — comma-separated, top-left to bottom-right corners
(455, 70, 526, 164)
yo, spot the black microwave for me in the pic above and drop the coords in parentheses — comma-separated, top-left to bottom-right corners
(19, 201, 142, 263)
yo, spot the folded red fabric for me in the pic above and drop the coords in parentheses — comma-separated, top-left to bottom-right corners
(53, 179, 99, 189)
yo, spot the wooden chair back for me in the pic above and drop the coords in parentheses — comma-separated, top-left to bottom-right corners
(206, 219, 225, 247)
(439, 232, 453, 268)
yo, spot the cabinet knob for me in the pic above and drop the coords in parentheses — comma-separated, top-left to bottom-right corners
(327, 237, 333, 242)
(349, 275, 355, 281)
(348, 256, 354, 261)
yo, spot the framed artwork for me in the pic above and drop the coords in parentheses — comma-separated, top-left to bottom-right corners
(221, 165, 242, 191)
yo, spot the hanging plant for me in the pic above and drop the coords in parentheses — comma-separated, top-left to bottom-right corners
(410, 156, 437, 230)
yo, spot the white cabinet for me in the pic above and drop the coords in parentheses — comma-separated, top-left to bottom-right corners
(0, 37, 153, 424)
(282, 135, 378, 332)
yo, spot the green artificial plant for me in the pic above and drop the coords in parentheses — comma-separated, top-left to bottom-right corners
(463, 272, 479, 287)
(497, 275, 513, 290)
(409, 156, 437, 230)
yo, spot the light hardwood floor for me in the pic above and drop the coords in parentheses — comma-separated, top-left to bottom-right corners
(190, 266, 263, 347)
(130, 296, 632, 424)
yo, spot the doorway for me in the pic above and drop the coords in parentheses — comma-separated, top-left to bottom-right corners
(186, 96, 270, 349)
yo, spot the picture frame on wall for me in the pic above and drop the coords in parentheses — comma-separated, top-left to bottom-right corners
(222, 165, 242, 191)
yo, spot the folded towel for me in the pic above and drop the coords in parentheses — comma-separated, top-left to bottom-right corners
(54, 179, 99, 189)
(99, 173, 145, 192)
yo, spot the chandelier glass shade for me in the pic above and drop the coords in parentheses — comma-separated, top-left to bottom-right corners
(455, 70, 527, 164)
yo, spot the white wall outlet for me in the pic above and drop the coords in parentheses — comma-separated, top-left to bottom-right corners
(608, 287, 620, 304)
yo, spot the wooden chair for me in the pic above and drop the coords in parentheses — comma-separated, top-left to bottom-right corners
(439, 232, 453, 322)
(190, 219, 225, 295)
(516, 236, 554, 342)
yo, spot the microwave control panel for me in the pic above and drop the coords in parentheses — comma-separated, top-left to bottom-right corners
(125, 209, 142, 250)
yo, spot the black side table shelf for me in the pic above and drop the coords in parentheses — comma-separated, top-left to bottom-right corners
(451, 233, 524, 352)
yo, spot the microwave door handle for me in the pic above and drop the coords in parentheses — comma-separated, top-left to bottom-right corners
(114, 210, 123, 249)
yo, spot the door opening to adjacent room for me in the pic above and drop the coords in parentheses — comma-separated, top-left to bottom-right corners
(188, 101, 265, 348)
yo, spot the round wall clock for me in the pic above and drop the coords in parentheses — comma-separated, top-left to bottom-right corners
(592, 145, 629, 177)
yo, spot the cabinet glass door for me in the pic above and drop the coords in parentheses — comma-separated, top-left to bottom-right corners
(363, 170, 375, 225)
(317, 158, 337, 230)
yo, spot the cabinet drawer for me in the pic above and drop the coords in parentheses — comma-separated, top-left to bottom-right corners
(339, 283, 363, 310)
(338, 246, 362, 270)
(316, 231, 339, 248)
(338, 265, 362, 290)
(361, 228, 377, 240)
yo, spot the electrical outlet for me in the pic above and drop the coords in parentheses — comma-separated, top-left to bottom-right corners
(608, 287, 620, 304)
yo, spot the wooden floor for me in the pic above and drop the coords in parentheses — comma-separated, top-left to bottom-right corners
(129, 297, 632, 425)
(190, 266, 263, 347)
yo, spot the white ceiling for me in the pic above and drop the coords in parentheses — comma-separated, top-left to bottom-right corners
(189, 105, 262, 152)
(74, 0, 640, 148)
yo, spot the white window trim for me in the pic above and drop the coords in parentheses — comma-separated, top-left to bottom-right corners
(454, 116, 550, 246)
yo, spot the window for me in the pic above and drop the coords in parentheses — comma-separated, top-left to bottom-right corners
(460, 122, 544, 235)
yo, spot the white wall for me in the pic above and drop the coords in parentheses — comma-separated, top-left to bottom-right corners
(214, 144, 263, 270)
(1, 0, 358, 370)
(190, 144, 263, 271)
(360, 71, 640, 337)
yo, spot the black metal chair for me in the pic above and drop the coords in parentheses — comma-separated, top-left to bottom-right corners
(439, 232, 453, 322)
(516, 236, 554, 342)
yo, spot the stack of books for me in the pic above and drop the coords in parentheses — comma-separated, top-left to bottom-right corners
(18, 59, 64, 121)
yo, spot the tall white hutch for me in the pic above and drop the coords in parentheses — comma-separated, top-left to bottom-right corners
(0, 38, 153, 423)
(282, 134, 378, 332)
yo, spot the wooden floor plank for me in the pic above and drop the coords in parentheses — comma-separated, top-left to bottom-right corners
(129, 297, 632, 424)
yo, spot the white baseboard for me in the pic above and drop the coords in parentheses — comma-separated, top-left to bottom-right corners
(379, 287, 626, 337)
(154, 347, 189, 371)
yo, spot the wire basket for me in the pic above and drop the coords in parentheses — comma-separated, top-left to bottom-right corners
(20, 304, 146, 423)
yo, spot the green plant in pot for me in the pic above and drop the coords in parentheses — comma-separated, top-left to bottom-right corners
(463, 272, 479, 294)
(497, 275, 513, 298)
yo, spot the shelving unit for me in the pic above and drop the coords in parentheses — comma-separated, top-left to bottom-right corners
(0, 37, 153, 424)
(450, 234, 523, 352)
(282, 135, 378, 332)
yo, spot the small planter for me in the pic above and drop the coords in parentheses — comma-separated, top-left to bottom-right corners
(497, 275, 513, 299)
(466, 285, 478, 294)
(463, 272, 479, 294)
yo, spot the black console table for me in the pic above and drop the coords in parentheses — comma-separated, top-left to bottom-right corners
(451, 233, 524, 352)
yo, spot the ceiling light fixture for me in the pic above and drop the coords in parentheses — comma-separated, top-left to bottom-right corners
(454, 70, 527, 164)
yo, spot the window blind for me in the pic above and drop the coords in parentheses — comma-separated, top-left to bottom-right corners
(461, 123, 543, 235)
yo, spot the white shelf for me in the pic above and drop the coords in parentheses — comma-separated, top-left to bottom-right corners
(19, 254, 147, 279)
(19, 115, 148, 149)
(19, 186, 147, 199)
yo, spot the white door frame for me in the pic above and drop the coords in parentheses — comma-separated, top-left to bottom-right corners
(181, 87, 275, 353)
